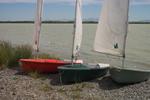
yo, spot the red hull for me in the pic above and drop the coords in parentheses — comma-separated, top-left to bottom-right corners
(19, 59, 70, 73)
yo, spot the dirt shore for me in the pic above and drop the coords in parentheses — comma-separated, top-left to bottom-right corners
(0, 67, 150, 100)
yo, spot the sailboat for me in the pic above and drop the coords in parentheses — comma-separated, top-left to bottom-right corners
(19, 0, 72, 73)
(58, 0, 109, 83)
(94, 0, 150, 83)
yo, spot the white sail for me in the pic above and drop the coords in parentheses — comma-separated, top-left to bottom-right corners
(94, 0, 129, 56)
(33, 0, 44, 52)
(72, 0, 83, 60)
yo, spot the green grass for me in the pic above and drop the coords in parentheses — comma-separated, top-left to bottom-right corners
(0, 41, 32, 68)
(9, 44, 32, 67)
(0, 41, 14, 67)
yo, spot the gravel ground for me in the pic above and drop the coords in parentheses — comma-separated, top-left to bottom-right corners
(0, 67, 150, 100)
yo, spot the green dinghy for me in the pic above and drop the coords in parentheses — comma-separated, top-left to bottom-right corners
(110, 67, 150, 84)
(58, 63, 109, 83)
(110, 62, 150, 84)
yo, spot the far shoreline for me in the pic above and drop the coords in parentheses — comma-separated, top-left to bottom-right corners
(0, 21, 150, 24)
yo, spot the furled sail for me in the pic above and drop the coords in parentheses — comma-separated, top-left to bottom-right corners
(33, 0, 43, 52)
(72, 0, 83, 60)
(94, 0, 129, 57)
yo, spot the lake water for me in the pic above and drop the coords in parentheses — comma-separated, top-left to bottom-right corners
(0, 23, 150, 67)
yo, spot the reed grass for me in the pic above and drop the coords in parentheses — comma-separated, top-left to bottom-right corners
(10, 45, 32, 66)
(0, 41, 32, 68)
(0, 41, 14, 67)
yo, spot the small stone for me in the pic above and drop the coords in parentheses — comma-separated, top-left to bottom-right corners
(12, 92, 16, 96)
(0, 87, 4, 90)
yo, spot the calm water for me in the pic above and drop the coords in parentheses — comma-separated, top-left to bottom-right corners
(0, 23, 150, 67)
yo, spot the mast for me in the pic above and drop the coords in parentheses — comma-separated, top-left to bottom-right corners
(71, 0, 77, 64)
(71, 0, 82, 64)
(33, 0, 43, 52)
(122, 0, 130, 68)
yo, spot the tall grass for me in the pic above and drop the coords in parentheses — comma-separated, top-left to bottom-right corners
(9, 44, 32, 67)
(0, 41, 32, 68)
(0, 41, 14, 67)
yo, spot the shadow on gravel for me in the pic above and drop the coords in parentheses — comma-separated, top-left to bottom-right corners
(10, 67, 27, 75)
(49, 74, 83, 86)
(13, 67, 61, 83)
(49, 73, 62, 86)
(96, 76, 129, 90)
(10, 67, 64, 86)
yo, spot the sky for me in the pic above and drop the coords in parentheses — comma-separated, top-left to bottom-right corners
(0, 0, 150, 21)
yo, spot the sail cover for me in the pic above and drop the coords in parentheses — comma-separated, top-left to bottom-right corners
(33, 0, 43, 52)
(72, 0, 82, 59)
(94, 0, 129, 56)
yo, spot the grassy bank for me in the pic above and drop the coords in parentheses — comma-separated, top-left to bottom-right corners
(0, 41, 60, 69)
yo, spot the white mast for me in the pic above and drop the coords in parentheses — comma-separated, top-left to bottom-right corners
(122, 0, 129, 67)
(33, 0, 44, 52)
(94, 0, 129, 58)
(71, 0, 83, 62)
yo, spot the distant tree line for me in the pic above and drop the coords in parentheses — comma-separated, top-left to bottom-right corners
(129, 22, 150, 24)
(0, 21, 150, 24)
(0, 21, 97, 24)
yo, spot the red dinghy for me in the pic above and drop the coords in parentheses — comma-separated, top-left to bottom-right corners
(19, 59, 71, 73)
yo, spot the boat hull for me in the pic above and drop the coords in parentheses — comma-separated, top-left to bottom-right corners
(110, 67, 150, 84)
(19, 59, 70, 73)
(58, 64, 109, 83)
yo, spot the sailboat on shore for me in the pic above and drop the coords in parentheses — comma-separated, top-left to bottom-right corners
(94, 0, 150, 83)
(58, 0, 109, 83)
(20, 0, 73, 73)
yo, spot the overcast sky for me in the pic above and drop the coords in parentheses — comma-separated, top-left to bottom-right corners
(0, 0, 150, 21)
(0, 0, 150, 5)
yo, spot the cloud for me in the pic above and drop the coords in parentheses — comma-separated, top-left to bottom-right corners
(0, 0, 150, 5)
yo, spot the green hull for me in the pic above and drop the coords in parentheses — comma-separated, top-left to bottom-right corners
(110, 67, 150, 84)
(58, 64, 109, 83)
